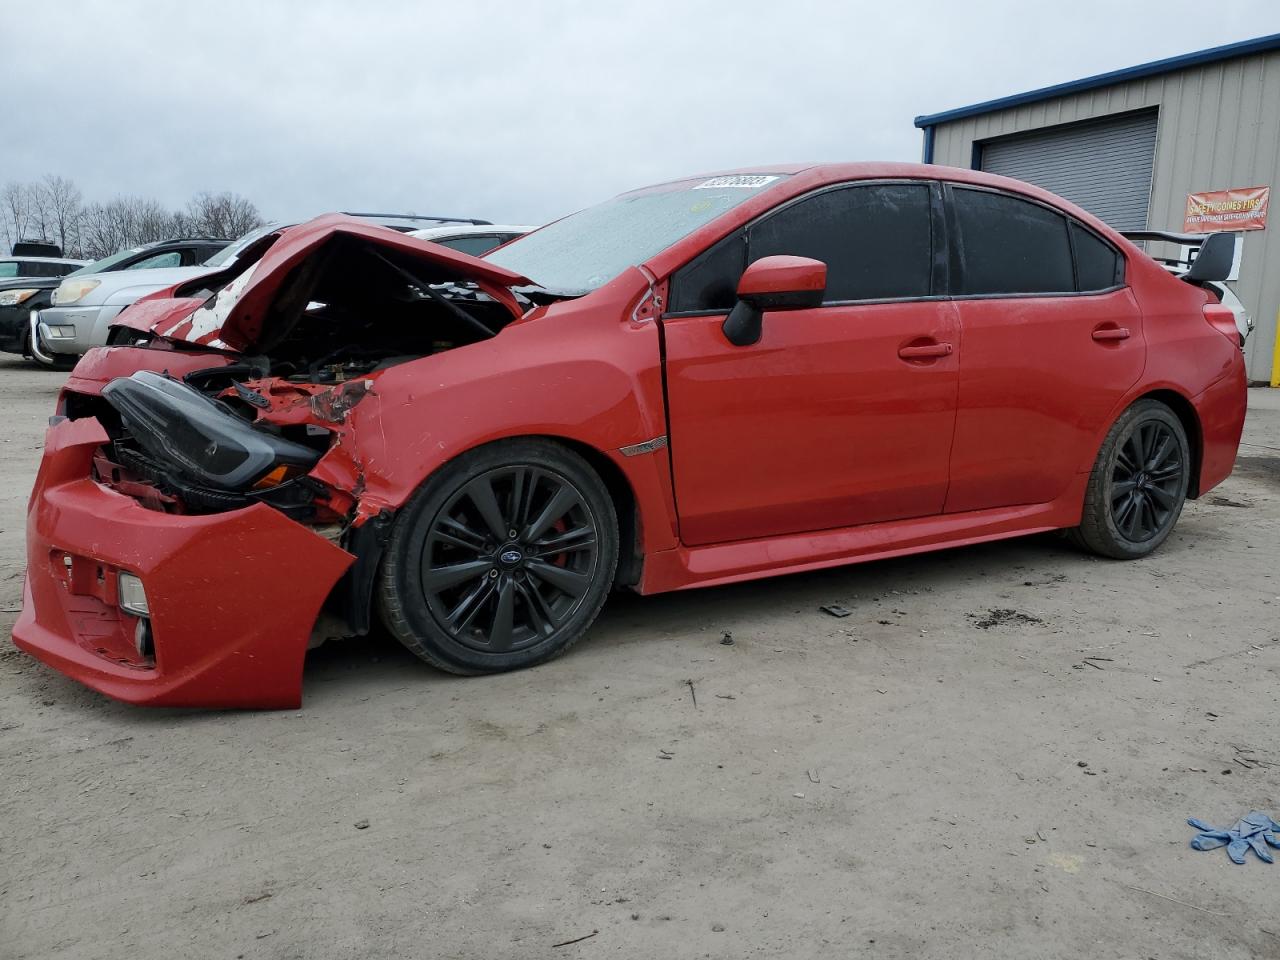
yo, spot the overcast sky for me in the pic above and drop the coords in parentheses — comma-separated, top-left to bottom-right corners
(5, 1, 1279, 226)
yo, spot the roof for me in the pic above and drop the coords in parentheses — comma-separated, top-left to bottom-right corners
(409, 224, 535, 240)
(914, 32, 1280, 129)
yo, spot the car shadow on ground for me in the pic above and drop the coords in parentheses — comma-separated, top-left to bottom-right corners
(299, 529, 1085, 696)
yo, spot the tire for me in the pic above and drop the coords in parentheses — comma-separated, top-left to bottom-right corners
(377, 438, 618, 675)
(1070, 399, 1190, 559)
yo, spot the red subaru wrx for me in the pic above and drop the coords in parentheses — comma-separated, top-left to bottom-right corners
(14, 163, 1246, 708)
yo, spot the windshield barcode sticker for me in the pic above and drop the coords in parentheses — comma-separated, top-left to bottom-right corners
(694, 175, 780, 190)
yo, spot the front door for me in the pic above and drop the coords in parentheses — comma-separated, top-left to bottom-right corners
(660, 181, 960, 547)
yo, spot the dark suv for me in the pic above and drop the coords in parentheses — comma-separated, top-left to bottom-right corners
(0, 237, 229, 367)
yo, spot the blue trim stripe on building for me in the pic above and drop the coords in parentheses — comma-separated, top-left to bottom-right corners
(914, 32, 1280, 130)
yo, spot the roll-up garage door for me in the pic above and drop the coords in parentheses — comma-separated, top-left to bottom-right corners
(978, 109, 1158, 231)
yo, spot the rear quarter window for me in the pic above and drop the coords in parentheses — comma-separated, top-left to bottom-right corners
(1071, 222, 1123, 291)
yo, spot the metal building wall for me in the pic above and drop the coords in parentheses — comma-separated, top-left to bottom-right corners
(927, 50, 1280, 382)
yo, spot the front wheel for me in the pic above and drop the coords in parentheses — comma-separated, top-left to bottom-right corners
(377, 439, 618, 675)
(1071, 399, 1190, 559)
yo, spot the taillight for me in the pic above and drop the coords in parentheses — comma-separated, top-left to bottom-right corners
(1203, 302, 1239, 344)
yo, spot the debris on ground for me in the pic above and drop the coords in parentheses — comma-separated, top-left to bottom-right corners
(685, 679, 698, 709)
(820, 604, 852, 618)
(551, 930, 598, 948)
(1022, 574, 1067, 587)
(353, 819, 370, 830)
(1209, 496, 1252, 508)
(1188, 812, 1280, 863)
(720, 631, 734, 645)
(968, 609, 1044, 629)
(658, 749, 674, 760)
(807, 769, 820, 783)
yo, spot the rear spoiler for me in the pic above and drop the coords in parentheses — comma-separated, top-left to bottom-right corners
(1120, 229, 1235, 283)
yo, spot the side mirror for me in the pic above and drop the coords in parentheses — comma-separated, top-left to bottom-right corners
(722, 256, 827, 347)
(1186, 232, 1235, 282)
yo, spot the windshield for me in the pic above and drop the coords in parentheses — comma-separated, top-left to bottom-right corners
(486, 174, 788, 294)
(204, 222, 283, 267)
(67, 247, 149, 278)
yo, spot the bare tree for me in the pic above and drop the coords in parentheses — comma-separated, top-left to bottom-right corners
(4, 177, 266, 256)
(39, 175, 84, 257)
(1, 182, 39, 254)
(183, 191, 264, 239)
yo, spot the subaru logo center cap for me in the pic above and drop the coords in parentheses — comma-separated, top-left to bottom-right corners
(499, 549, 524, 566)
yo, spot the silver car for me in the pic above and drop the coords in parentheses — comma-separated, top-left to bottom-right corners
(37, 224, 277, 357)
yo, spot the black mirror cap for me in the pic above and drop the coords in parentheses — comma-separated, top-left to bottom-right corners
(1186, 232, 1235, 283)
(722, 300, 762, 346)
(722, 286, 825, 347)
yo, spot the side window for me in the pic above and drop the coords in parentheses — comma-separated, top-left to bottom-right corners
(1071, 222, 1123, 291)
(951, 188, 1074, 295)
(668, 230, 746, 312)
(750, 184, 933, 302)
(436, 235, 502, 256)
(667, 183, 934, 311)
(128, 251, 182, 269)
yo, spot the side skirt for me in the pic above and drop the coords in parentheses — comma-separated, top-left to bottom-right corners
(637, 474, 1087, 594)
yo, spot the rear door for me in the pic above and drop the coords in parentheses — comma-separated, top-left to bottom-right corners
(661, 181, 960, 546)
(944, 185, 1144, 513)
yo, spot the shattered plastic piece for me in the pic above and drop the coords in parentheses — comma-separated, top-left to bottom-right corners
(1187, 812, 1280, 864)
(820, 604, 852, 618)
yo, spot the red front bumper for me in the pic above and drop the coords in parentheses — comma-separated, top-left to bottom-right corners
(12, 417, 354, 709)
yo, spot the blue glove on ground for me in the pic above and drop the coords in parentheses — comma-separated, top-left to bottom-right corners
(1188, 812, 1280, 864)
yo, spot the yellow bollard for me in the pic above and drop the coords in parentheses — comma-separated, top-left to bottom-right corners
(1272, 308, 1280, 387)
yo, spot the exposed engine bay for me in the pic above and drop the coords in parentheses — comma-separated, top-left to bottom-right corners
(65, 224, 539, 525)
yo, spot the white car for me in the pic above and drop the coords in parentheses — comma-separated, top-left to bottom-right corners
(1122, 229, 1252, 347)
(408, 223, 534, 255)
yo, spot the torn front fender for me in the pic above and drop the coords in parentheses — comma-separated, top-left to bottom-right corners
(13, 417, 355, 709)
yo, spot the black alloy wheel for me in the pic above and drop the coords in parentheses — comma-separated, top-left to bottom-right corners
(1071, 399, 1190, 559)
(378, 439, 618, 674)
(1109, 419, 1183, 542)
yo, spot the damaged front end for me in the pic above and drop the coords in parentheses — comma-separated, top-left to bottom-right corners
(15, 216, 540, 708)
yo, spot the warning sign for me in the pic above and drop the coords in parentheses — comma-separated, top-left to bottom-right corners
(1183, 186, 1269, 233)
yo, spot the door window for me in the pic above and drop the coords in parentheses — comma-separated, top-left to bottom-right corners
(751, 183, 933, 302)
(951, 188, 1074, 295)
(668, 182, 935, 312)
(127, 251, 182, 269)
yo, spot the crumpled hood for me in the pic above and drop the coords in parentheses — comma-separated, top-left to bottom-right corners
(146, 214, 534, 352)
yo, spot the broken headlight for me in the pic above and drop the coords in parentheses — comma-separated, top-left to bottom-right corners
(102, 370, 320, 491)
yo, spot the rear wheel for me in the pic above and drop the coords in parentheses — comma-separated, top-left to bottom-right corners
(1071, 399, 1190, 559)
(377, 439, 618, 674)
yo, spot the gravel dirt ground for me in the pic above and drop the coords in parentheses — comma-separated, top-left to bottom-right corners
(2, 357, 1278, 960)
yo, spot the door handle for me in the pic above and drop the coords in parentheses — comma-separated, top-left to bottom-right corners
(1092, 326, 1130, 342)
(898, 341, 953, 359)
